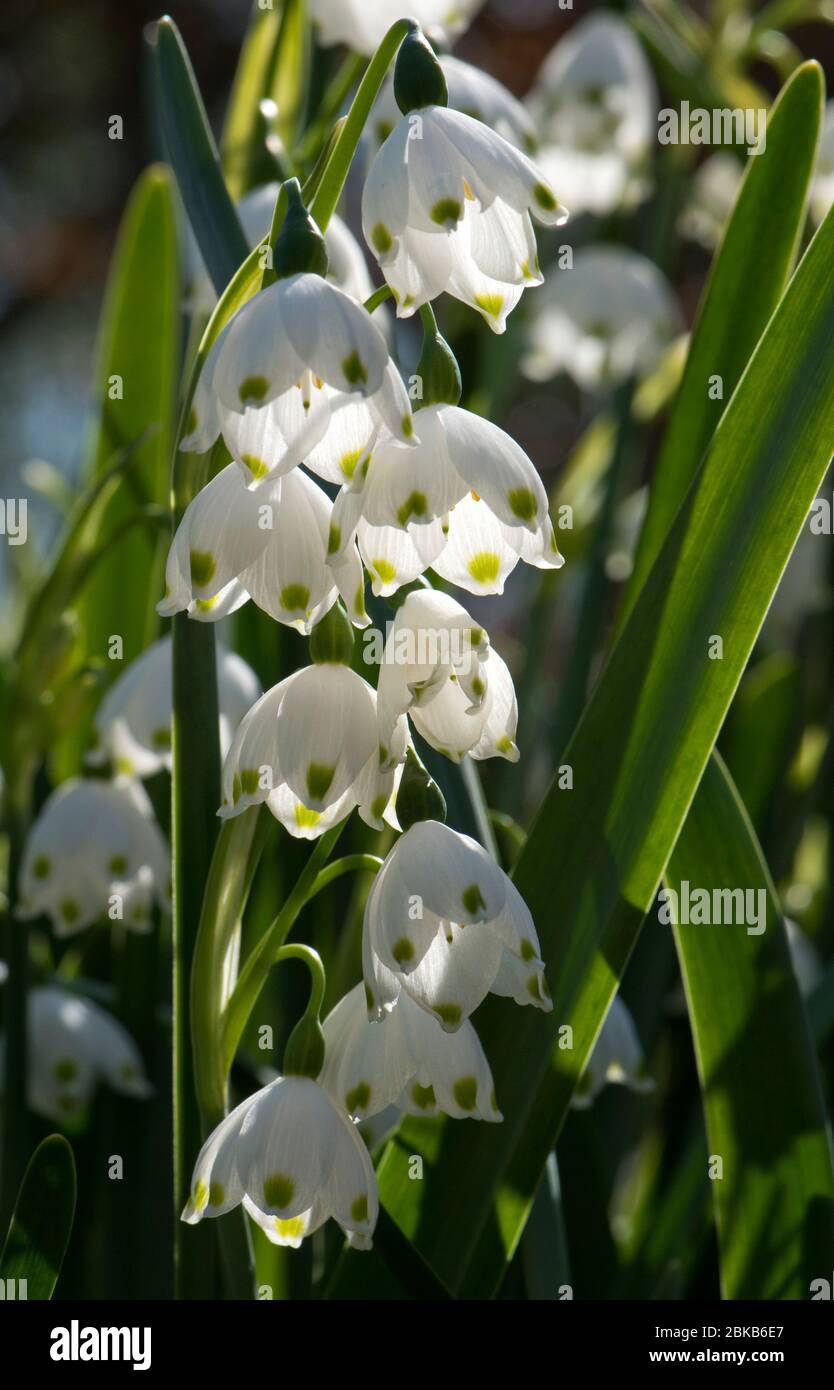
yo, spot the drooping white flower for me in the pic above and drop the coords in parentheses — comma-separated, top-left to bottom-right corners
(332, 403, 563, 596)
(527, 14, 656, 216)
(370, 55, 537, 153)
(182, 272, 416, 487)
(810, 99, 834, 225)
(87, 635, 260, 777)
(157, 464, 368, 631)
(20, 986, 152, 1127)
(522, 245, 682, 392)
(362, 105, 567, 332)
(321, 981, 501, 1122)
(363, 820, 550, 1031)
(309, 0, 483, 56)
(182, 1073, 378, 1249)
(678, 153, 742, 250)
(572, 994, 654, 1109)
(376, 589, 519, 764)
(219, 663, 406, 838)
(17, 779, 170, 935)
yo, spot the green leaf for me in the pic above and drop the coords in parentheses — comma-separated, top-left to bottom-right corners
(0, 1136, 77, 1299)
(670, 753, 834, 1298)
(375, 67, 834, 1296)
(721, 652, 800, 832)
(221, 2, 284, 198)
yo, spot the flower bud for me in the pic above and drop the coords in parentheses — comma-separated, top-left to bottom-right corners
(274, 178, 329, 279)
(309, 601, 355, 665)
(395, 747, 447, 831)
(394, 29, 448, 115)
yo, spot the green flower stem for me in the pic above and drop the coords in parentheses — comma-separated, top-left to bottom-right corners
(309, 18, 415, 231)
(363, 285, 394, 314)
(294, 51, 364, 165)
(275, 944, 326, 1019)
(307, 854, 382, 896)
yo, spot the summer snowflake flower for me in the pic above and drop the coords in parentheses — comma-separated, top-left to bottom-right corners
(157, 464, 368, 632)
(87, 635, 260, 777)
(678, 153, 742, 250)
(522, 245, 682, 392)
(219, 664, 407, 838)
(810, 99, 834, 225)
(573, 995, 654, 1109)
(331, 403, 563, 596)
(17, 779, 169, 935)
(527, 14, 656, 216)
(371, 55, 537, 153)
(182, 1073, 378, 1249)
(362, 106, 567, 332)
(309, 0, 483, 56)
(362, 820, 550, 1030)
(182, 271, 416, 487)
(376, 589, 519, 764)
(321, 981, 501, 1122)
(20, 986, 152, 1127)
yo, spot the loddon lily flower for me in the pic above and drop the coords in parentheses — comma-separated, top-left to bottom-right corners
(87, 634, 261, 777)
(375, 589, 519, 764)
(678, 153, 742, 250)
(19, 985, 152, 1128)
(363, 820, 550, 1030)
(371, 54, 537, 153)
(321, 981, 501, 1122)
(522, 245, 682, 392)
(17, 778, 169, 935)
(182, 1073, 378, 1249)
(573, 994, 654, 1108)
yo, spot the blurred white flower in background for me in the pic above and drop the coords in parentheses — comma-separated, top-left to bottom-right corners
(810, 99, 834, 225)
(17, 779, 169, 935)
(309, 0, 483, 56)
(527, 14, 656, 216)
(370, 54, 537, 152)
(572, 993, 654, 1108)
(678, 153, 743, 250)
(522, 244, 682, 392)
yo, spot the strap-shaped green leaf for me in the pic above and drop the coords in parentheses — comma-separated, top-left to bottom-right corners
(0, 1136, 77, 1299)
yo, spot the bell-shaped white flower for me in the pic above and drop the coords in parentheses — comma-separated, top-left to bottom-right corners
(678, 152, 742, 250)
(363, 820, 550, 1031)
(17, 778, 169, 935)
(362, 105, 566, 333)
(370, 55, 536, 153)
(332, 404, 563, 596)
(522, 245, 682, 392)
(220, 663, 406, 838)
(573, 995, 654, 1109)
(182, 1073, 378, 1249)
(527, 14, 656, 216)
(376, 589, 519, 763)
(182, 272, 416, 487)
(309, 0, 482, 56)
(87, 635, 260, 777)
(21, 986, 152, 1127)
(321, 981, 501, 1122)
(811, 99, 834, 225)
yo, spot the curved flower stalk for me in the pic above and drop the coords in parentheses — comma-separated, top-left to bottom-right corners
(309, 0, 483, 56)
(17, 779, 170, 935)
(157, 463, 368, 631)
(87, 634, 261, 777)
(16, 986, 152, 1127)
(376, 589, 519, 764)
(527, 13, 656, 217)
(362, 820, 550, 1030)
(331, 403, 563, 596)
(572, 994, 654, 1109)
(362, 35, 567, 333)
(370, 54, 537, 153)
(521, 245, 682, 392)
(182, 272, 416, 487)
(321, 981, 501, 1122)
(678, 153, 743, 250)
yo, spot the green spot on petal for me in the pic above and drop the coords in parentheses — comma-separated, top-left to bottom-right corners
(392, 937, 415, 965)
(294, 803, 322, 830)
(474, 292, 505, 322)
(238, 374, 269, 404)
(430, 197, 462, 226)
(263, 1173, 295, 1209)
(401, 413, 414, 438)
(411, 1082, 436, 1110)
(467, 551, 501, 585)
(189, 549, 216, 587)
(462, 883, 487, 915)
(209, 1181, 225, 1207)
(109, 854, 128, 875)
(54, 1058, 78, 1083)
(60, 898, 80, 924)
(342, 350, 368, 385)
(351, 1194, 369, 1223)
(186, 406, 198, 435)
(280, 583, 311, 613)
(533, 181, 557, 211)
(508, 487, 537, 522)
(328, 522, 341, 555)
(435, 1003, 462, 1027)
(240, 768, 260, 796)
(453, 1076, 478, 1111)
(370, 793, 388, 819)
(521, 939, 537, 962)
(346, 1082, 371, 1113)
(152, 726, 171, 749)
(274, 1215, 306, 1240)
(396, 490, 427, 526)
(372, 558, 397, 584)
(33, 855, 51, 880)
(241, 453, 270, 480)
(371, 222, 393, 253)
(193, 1180, 209, 1212)
(306, 762, 335, 801)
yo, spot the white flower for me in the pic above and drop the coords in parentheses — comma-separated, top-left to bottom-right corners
(219, 663, 406, 838)
(363, 820, 550, 1030)
(370, 55, 536, 153)
(810, 99, 834, 225)
(332, 403, 563, 596)
(87, 635, 260, 777)
(376, 589, 519, 763)
(362, 105, 567, 333)
(182, 272, 416, 487)
(157, 464, 368, 632)
(17, 779, 169, 935)
(573, 995, 654, 1109)
(182, 1073, 378, 1249)
(22, 986, 152, 1127)
(522, 245, 682, 392)
(785, 918, 822, 998)
(678, 153, 742, 250)
(527, 14, 656, 216)
(309, 0, 483, 56)
(321, 981, 501, 1122)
